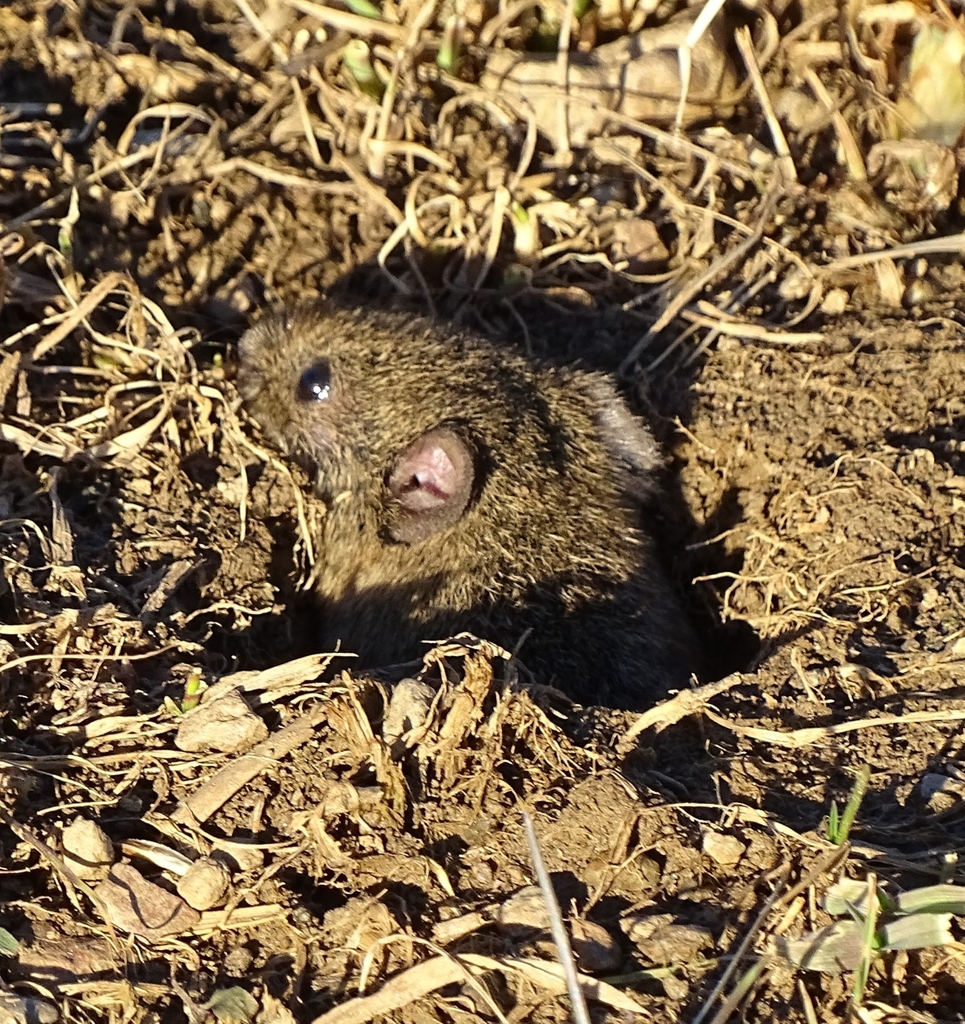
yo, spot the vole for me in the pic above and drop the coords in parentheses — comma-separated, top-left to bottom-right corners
(237, 301, 697, 709)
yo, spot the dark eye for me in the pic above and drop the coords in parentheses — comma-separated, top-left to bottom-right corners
(297, 360, 332, 403)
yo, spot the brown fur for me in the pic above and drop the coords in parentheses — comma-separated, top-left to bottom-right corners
(237, 302, 697, 708)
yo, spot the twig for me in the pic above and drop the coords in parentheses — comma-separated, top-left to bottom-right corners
(703, 706, 965, 750)
(824, 232, 965, 270)
(674, 0, 728, 131)
(171, 705, 332, 826)
(522, 811, 591, 1024)
(804, 67, 866, 181)
(735, 25, 796, 183)
(679, 306, 823, 344)
(554, 0, 577, 166)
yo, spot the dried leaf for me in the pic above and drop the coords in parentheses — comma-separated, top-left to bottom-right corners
(895, 884, 965, 917)
(206, 986, 260, 1023)
(880, 913, 954, 951)
(774, 920, 867, 973)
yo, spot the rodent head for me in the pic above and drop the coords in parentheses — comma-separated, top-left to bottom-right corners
(236, 303, 694, 704)
(237, 304, 483, 545)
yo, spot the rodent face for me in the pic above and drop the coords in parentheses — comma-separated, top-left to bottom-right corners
(237, 305, 482, 545)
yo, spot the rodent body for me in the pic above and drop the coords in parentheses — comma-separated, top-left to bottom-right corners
(238, 302, 696, 708)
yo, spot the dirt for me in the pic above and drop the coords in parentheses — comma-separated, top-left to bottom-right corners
(2, 1, 965, 1022)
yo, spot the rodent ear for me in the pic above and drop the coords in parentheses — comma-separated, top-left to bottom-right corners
(385, 428, 476, 544)
(584, 377, 663, 499)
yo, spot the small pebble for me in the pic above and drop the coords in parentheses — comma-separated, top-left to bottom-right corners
(177, 856, 231, 911)
(175, 690, 268, 753)
(96, 863, 200, 940)
(820, 288, 850, 315)
(223, 946, 254, 976)
(570, 919, 623, 973)
(702, 831, 745, 868)
(61, 818, 113, 880)
(622, 914, 713, 963)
